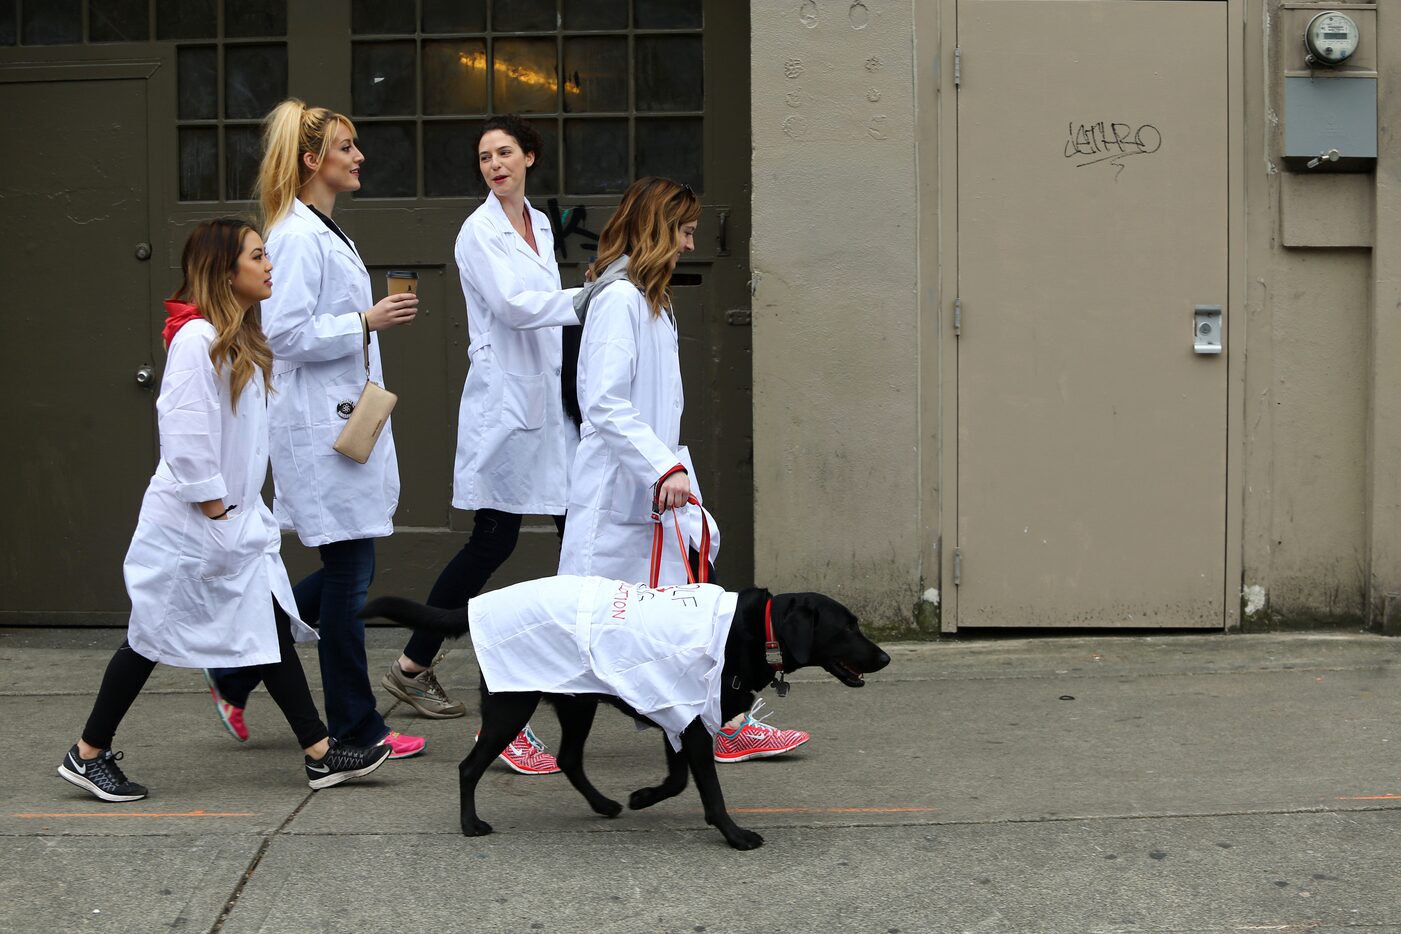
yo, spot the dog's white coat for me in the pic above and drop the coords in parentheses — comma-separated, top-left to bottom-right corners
(469, 575, 737, 749)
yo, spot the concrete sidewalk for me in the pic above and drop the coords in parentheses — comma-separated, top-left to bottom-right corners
(2, 626, 1400, 933)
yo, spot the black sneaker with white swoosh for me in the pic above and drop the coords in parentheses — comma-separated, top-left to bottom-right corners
(56, 745, 148, 802)
(305, 739, 392, 790)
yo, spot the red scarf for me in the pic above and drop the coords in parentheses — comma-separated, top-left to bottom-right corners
(161, 300, 203, 348)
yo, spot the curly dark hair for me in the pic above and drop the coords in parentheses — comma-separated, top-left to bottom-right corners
(477, 113, 543, 157)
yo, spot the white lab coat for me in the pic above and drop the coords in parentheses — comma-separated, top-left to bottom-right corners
(262, 199, 400, 546)
(557, 281, 719, 584)
(452, 192, 581, 514)
(124, 318, 314, 668)
(469, 575, 737, 749)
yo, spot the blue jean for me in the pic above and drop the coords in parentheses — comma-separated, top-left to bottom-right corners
(212, 538, 386, 745)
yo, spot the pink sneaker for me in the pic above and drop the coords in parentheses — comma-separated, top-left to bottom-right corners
(713, 699, 810, 763)
(202, 670, 248, 743)
(478, 725, 561, 775)
(378, 730, 426, 759)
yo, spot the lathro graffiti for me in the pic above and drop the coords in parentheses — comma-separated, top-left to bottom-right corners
(1064, 121, 1162, 177)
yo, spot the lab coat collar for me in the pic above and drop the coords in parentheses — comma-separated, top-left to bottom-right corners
(485, 190, 553, 273)
(291, 198, 364, 270)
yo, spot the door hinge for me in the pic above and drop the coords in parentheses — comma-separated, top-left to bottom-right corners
(954, 47, 961, 88)
(952, 548, 962, 587)
(953, 297, 962, 337)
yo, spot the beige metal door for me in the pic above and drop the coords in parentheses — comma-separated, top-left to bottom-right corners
(0, 68, 156, 622)
(955, 0, 1228, 628)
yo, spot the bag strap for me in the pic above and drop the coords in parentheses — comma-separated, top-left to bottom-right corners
(649, 494, 710, 588)
(360, 313, 371, 379)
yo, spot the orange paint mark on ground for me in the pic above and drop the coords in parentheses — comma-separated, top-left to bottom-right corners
(12, 810, 256, 818)
(729, 807, 937, 814)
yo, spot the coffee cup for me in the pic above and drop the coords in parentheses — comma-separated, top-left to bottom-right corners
(387, 269, 418, 295)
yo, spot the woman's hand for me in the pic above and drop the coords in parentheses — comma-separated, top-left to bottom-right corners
(365, 293, 418, 331)
(654, 470, 692, 513)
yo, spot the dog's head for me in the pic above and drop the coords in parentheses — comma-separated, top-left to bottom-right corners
(770, 593, 890, 687)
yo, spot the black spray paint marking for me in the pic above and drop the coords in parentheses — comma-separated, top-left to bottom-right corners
(545, 198, 601, 260)
(1064, 122, 1162, 180)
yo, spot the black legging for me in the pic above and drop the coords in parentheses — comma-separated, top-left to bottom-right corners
(401, 508, 566, 668)
(82, 602, 328, 750)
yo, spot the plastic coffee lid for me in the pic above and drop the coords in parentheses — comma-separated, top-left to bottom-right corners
(386, 269, 417, 278)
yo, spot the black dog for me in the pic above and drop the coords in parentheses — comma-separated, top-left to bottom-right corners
(362, 584, 889, 850)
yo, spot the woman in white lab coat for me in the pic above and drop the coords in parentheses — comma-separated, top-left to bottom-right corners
(57, 218, 391, 803)
(558, 176, 810, 763)
(204, 99, 425, 758)
(384, 115, 579, 775)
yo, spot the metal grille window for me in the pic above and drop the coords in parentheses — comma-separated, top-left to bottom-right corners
(173, 2, 287, 201)
(350, 0, 703, 199)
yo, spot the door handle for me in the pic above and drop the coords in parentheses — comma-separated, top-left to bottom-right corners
(135, 365, 155, 387)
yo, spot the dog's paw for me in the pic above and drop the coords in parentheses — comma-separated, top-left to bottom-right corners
(628, 787, 662, 810)
(461, 817, 493, 837)
(725, 827, 765, 851)
(593, 797, 623, 818)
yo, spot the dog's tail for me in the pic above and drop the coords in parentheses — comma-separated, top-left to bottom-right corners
(359, 596, 471, 639)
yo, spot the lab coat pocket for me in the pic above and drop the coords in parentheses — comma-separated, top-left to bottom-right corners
(198, 509, 258, 580)
(499, 370, 546, 431)
(608, 471, 654, 524)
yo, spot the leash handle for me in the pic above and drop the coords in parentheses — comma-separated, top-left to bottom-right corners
(649, 494, 710, 588)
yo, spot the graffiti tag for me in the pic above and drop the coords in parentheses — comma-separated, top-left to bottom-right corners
(545, 198, 601, 260)
(1064, 121, 1162, 180)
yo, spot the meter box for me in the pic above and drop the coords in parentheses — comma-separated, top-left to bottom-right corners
(1282, 8, 1378, 172)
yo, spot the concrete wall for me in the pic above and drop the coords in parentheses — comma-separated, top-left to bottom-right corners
(751, 1, 924, 629)
(753, 0, 1401, 634)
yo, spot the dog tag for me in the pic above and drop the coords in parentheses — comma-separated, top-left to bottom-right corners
(774, 678, 790, 698)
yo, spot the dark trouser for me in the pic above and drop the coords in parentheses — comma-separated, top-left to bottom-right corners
(82, 603, 328, 750)
(214, 538, 385, 746)
(401, 509, 566, 669)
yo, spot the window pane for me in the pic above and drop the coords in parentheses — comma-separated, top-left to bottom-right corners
(563, 0, 627, 30)
(225, 44, 288, 120)
(422, 0, 485, 33)
(634, 0, 701, 29)
(355, 122, 417, 198)
(226, 0, 287, 38)
(351, 0, 415, 34)
(635, 36, 702, 112)
(492, 0, 554, 32)
(89, 0, 149, 42)
(424, 122, 486, 198)
(179, 128, 219, 201)
(178, 46, 218, 120)
(424, 39, 488, 115)
(157, 0, 215, 39)
(0, 0, 13, 45)
(225, 125, 262, 201)
(527, 119, 559, 195)
(563, 37, 626, 113)
(636, 118, 702, 191)
(21, 0, 79, 44)
(565, 118, 627, 195)
(493, 38, 558, 114)
(352, 42, 417, 116)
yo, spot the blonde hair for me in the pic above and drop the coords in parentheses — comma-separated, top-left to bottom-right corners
(587, 177, 701, 318)
(170, 218, 274, 413)
(255, 98, 357, 229)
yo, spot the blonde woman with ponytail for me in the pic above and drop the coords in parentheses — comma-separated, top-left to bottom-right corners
(557, 177, 812, 764)
(58, 218, 392, 802)
(202, 99, 427, 760)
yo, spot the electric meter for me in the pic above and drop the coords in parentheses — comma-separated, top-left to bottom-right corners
(1304, 11, 1360, 66)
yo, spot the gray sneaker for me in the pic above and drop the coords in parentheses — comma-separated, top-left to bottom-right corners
(381, 661, 466, 719)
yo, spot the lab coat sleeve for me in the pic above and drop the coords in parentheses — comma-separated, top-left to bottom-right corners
(580, 299, 684, 485)
(457, 222, 580, 331)
(262, 229, 364, 362)
(158, 329, 228, 503)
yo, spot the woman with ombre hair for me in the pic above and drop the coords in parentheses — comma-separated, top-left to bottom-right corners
(556, 176, 812, 765)
(57, 218, 391, 802)
(202, 99, 426, 761)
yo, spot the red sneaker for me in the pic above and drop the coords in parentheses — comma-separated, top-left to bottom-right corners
(378, 730, 426, 759)
(202, 670, 248, 743)
(713, 699, 810, 763)
(477, 725, 561, 775)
